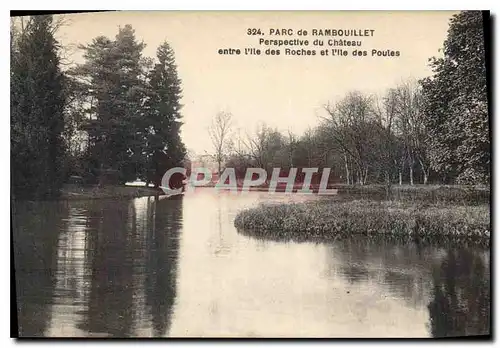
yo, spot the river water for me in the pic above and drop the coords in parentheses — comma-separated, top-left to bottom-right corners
(12, 189, 490, 338)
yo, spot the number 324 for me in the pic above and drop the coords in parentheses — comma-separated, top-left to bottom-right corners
(247, 28, 263, 35)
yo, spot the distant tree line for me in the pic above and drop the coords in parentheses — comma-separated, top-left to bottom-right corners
(11, 16, 186, 199)
(210, 11, 490, 187)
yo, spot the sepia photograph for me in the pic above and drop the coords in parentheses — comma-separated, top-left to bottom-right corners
(10, 10, 491, 338)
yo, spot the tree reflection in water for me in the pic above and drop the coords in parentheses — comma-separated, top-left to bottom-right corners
(329, 237, 435, 309)
(76, 196, 182, 337)
(311, 235, 490, 335)
(145, 196, 182, 337)
(12, 201, 64, 337)
(427, 248, 490, 338)
(76, 199, 135, 337)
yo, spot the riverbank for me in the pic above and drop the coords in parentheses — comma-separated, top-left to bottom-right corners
(234, 199, 490, 246)
(60, 184, 165, 200)
(334, 184, 490, 204)
(201, 182, 489, 204)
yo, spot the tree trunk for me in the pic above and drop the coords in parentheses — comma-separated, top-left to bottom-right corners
(344, 153, 350, 185)
(384, 171, 392, 200)
(417, 156, 429, 185)
(349, 162, 354, 185)
(97, 163, 104, 188)
(408, 151, 415, 185)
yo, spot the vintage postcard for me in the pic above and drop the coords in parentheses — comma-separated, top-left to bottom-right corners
(11, 10, 491, 338)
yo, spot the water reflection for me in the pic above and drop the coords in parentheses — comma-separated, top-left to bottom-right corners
(12, 201, 64, 337)
(74, 199, 135, 337)
(329, 239, 437, 309)
(145, 196, 182, 337)
(428, 249, 490, 338)
(12, 190, 490, 338)
(334, 239, 491, 337)
(13, 196, 182, 337)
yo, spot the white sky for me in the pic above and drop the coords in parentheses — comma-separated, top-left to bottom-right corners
(54, 10, 457, 155)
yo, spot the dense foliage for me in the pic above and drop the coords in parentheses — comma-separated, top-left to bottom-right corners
(11, 17, 187, 199)
(420, 11, 489, 184)
(68, 26, 186, 187)
(11, 16, 66, 199)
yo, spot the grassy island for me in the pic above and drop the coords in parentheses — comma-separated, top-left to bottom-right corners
(234, 193, 490, 247)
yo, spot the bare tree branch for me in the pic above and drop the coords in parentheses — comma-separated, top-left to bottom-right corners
(208, 111, 233, 174)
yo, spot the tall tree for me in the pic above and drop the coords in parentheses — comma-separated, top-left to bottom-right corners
(324, 91, 377, 185)
(69, 25, 148, 184)
(420, 11, 489, 184)
(372, 89, 400, 196)
(112, 25, 149, 182)
(238, 123, 285, 176)
(144, 41, 186, 188)
(71, 36, 115, 182)
(392, 80, 429, 185)
(11, 15, 67, 199)
(208, 111, 232, 176)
